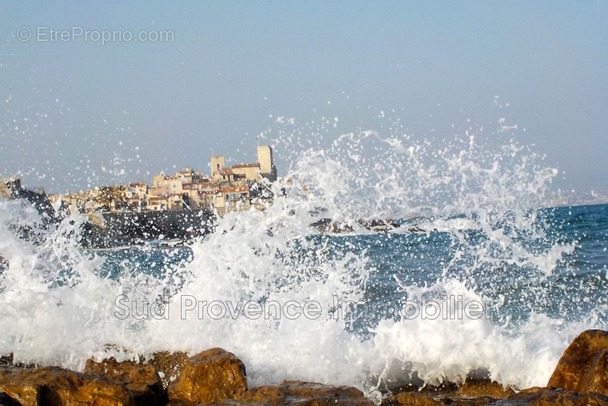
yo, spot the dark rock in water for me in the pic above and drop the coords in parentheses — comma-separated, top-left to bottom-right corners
(167, 347, 248, 404)
(2, 197, 57, 245)
(232, 381, 374, 405)
(1, 181, 60, 247)
(309, 218, 354, 233)
(2, 179, 215, 248)
(309, 218, 403, 234)
(357, 218, 400, 232)
(103, 210, 215, 241)
(548, 329, 608, 396)
(83, 209, 216, 248)
(84, 357, 165, 405)
(0, 365, 134, 406)
(7, 188, 57, 227)
(78, 220, 109, 249)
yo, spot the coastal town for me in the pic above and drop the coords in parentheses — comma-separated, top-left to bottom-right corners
(1, 145, 278, 219)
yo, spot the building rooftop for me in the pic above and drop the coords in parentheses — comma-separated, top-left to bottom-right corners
(221, 185, 249, 193)
(232, 163, 260, 169)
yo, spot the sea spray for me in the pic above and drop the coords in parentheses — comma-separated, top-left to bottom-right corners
(0, 116, 606, 402)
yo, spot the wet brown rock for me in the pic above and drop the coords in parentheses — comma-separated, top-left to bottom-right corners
(167, 348, 248, 404)
(382, 391, 499, 406)
(280, 380, 368, 401)
(147, 351, 189, 389)
(381, 391, 445, 406)
(0, 368, 37, 406)
(275, 380, 371, 405)
(459, 378, 515, 399)
(85, 357, 165, 405)
(548, 329, 608, 396)
(202, 380, 373, 406)
(505, 387, 608, 405)
(0, 365, 134, 406)
(578, 349, 608, 397)
(381, 375, 514, 406)
(235, 384, 288, 405)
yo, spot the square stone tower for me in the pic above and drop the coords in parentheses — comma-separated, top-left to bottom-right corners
(257, 145, 276, 181)
(210, 155, 225, 179)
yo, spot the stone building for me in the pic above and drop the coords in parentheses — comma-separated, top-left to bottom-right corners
(257, 145, 277, 181)
(43, 145, 277, 217)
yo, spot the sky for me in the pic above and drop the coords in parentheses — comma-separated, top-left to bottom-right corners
(1, 1, 607, 195)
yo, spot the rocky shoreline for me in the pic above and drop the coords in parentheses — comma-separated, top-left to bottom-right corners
(0, 329, 607, 405)
(82, 209, 216, 248)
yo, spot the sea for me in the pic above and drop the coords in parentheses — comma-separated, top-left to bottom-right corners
(0, 128, 606, 403)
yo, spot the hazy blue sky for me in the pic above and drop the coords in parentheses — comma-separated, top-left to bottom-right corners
(1, 1, 607, 194)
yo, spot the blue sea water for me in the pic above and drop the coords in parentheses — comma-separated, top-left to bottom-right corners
(94, 203, 608, 336)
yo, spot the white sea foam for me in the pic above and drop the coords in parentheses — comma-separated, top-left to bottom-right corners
(0, 119, 603, 403)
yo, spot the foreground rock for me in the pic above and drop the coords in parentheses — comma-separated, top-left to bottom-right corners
(84, 356, 165, 405)
(384, 391, 608, 406)
(380, 377, 515, 406)
(167, 347, 248, 404)
(547, 329, 608, 397)
(0, 350, 371, 406)
(85, 349, 190, 391)
(1, 329, 608, 405)
(504, 387, 608, 405)
(230, 381, 374, 406)
(0, 366, 133, 406)
(145, 351, 189, 389)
